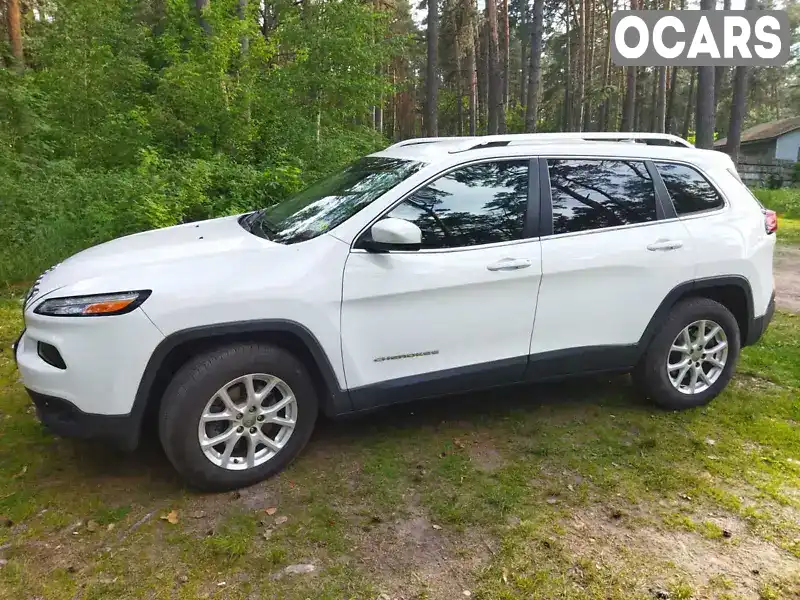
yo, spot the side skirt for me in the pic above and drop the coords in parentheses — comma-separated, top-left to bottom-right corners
(346, 345, 638, 413)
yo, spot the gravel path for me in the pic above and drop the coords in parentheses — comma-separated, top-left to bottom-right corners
(774, 245, 800, 314)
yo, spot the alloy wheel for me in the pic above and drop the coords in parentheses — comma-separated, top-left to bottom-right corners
(667, 319, 729, 395)
(197, 373, 297, 470)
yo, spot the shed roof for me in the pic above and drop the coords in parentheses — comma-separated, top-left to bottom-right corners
(715, 116, 800, 147)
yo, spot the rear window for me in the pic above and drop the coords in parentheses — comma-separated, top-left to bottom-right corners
(656, 163, 724, 215)
(547, 158, 657, 235)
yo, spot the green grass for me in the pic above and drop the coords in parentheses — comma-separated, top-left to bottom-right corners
(1, 290, 799, 599)
(778, 216, 800, 245)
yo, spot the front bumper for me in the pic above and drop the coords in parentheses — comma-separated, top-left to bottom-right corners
(15, 305, 164, 449)
(26, 389, 140, 450)
(744, 293, 776, 347)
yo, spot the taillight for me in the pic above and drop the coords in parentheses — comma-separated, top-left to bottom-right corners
(764, 209, 777, 234)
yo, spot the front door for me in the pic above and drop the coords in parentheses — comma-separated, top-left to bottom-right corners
(340, 159, 542, 408)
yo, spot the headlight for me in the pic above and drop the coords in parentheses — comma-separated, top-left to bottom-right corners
(34, 291, 151, 317)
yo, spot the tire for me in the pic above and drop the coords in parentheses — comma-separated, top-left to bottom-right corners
(633, 297, 741, 410)
(158, 343, 318, 491)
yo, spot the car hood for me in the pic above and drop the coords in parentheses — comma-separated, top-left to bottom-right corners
(28, 215, 273, 302)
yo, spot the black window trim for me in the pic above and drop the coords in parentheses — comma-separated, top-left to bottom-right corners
(650, 159, 729, 219)
(646, 160, 676, 220)
(351, 157, 541, 254)
(539, 155, 669, 239)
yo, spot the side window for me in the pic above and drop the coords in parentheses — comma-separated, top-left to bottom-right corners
(656, 162, 724, 215)
(385, 160, 529, 249)
(547, 159, 657, 235)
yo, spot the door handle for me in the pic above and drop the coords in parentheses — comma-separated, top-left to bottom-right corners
(647, 239, 684, 252)
(487, 258, 532, 272)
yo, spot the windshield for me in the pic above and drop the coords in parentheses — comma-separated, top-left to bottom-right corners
(247, 156, 424, 244)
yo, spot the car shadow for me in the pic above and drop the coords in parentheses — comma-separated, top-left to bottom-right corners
(52, 373, 647, 492)
(312, 373, 649, 444)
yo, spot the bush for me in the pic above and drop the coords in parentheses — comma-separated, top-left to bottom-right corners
(0, 154, 304, 286)
(751, 188, 800, 219)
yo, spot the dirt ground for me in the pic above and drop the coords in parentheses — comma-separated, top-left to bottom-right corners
(774, 245, 800, 313)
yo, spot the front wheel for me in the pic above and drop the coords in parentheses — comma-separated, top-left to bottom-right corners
(158, 343, 318, 491)
(633, 298, 741, 410)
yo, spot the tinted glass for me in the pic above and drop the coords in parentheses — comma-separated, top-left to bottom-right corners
(656, 163, 724, 215)
(547, 159, 657, 235)
(252, 157, 423, 244)
(385, 160, 529, 249)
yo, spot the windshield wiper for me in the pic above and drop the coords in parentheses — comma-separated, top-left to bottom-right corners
(239, 212, 256, 232)
(243, 209, 278, 240)
(239, 210, 271, 238)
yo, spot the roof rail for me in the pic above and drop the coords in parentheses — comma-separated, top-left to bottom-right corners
(387, 136, 475, 149)
(448, 132, 694, 153)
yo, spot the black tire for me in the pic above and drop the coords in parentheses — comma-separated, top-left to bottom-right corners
(158, 343, 318, 491)
(633, 297, 741, 410)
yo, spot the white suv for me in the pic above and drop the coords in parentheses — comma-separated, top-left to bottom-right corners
(14, 133, 776, 491)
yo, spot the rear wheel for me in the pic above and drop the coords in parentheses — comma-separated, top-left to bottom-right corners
(633, 298, 740, 410)
(159, 343, 318, 491)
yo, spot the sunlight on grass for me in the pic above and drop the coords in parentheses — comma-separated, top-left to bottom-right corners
(777, 216, 800, 246)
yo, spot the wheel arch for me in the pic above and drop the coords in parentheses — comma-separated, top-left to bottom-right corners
(129, 321, 351, 446)
(638, 276, 754, 358)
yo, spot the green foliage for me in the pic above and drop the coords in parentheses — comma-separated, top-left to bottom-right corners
(753, 188, 800, 219)
(0, 153, 305, 284)
(0, 0, 399, 285)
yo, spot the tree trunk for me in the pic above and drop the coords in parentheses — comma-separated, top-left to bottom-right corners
(237, 0, 251, 123)
(635, 68, 646, 130)
(425, 0, 439, 136)
(575, 0, 586, 131)
(613, 65, 624, 129)
(519, 4, 528, 109)
(563, 4, 572, 131)
(655, 66, 666, 132)
(620, 0, 637, 131)
(375, 71, 384, 134)
(480, 19, 489, 129)
(396, 58, 414, 140)
(714, 0, 732, 125)
(726, 0, 755, 162)
(487, 0, 503, 134)
(261, 3, 271, 39)
(468, 11, 478, 135)
(726, 64, 748, 163)
(456, 36, 464, 136)
(237, 0, 249, 54)
(772, 81, 780, 120)
(694, 0, 716, 148)
(652, 1, 668, 133)
(525, 0, 544, 132)
(498, 0, 508, 133)
(682, 67, 696, 140)
(584, 0, 595, 131)
(598, 0, 613, 130)
(666, 0, 685, 134)
(502, 0, 510, 112)
(6, 0, 24, 69)
(621, 66, 636, 132)
(195, 0, 211, 34)
(665, 66, 678, 133)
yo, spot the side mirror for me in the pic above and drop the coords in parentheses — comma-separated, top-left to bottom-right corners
(362, 218, 422, 252)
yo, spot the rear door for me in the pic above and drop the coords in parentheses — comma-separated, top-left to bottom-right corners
(528, 156, 695, 377)
(341, 159, 542, 408)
